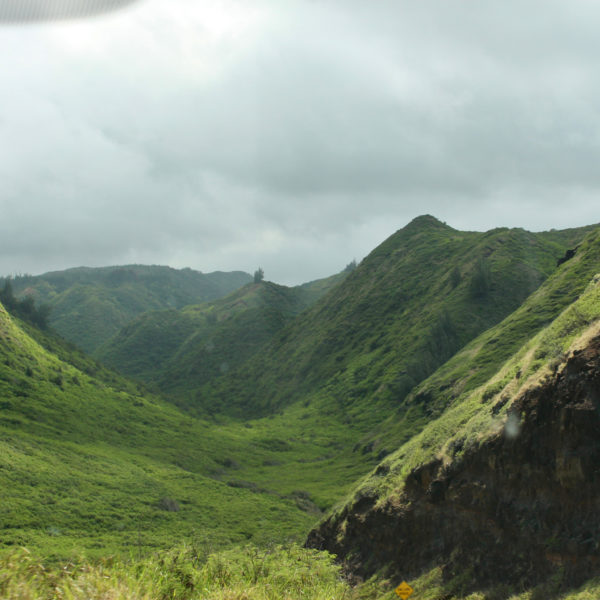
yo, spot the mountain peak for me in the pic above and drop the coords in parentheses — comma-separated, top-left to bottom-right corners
(403, 214, 452, 232)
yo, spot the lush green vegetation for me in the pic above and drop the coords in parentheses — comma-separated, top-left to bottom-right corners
(0, 297, 379, 560)
(0, 545, 367, 600)
(4, 546, 600, 599)
(3, 217, 595, 562)
(3, 266, 251, 353)
(331, 227, 600, 516)
(199, 216, 587, 421)
(97, 272, 347, 400)
(3, 217, 600, 599)
(354, 226, 600, 456)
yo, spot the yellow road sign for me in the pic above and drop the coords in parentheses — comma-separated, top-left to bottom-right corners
(395, 581, 414, 599)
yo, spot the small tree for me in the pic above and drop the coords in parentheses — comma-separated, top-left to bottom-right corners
(0, 278, 17, 310)
(344, 259, 357, 273)
(0, 277, 51, 329)
(32, 303, 51, 329)
(253, 267, 264, 283)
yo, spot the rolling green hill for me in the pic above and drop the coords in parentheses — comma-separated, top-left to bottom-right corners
(0, 293, 380, 560)
(307, 227, 600, 597)
(96, 272, 347, 400)
(3, 217, 600, 600)
(196, 216, 592, 420)
(2, 265, 251, 353)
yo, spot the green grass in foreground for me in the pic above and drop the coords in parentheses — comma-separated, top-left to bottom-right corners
(389, 567, 600, 600)
(3, 545, 600, 600)
(0, 544, 366, 600)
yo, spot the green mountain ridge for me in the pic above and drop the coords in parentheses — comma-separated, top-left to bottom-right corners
(307, 227, 600, 596)
(352, 224, 600, 456)
(96, 272, 348, 399)
(197, 216, 590, 419)
(3, 265, 252, 353)
(3, 216, 600, 599)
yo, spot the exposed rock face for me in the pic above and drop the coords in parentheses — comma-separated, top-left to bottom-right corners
(307, 334, 600, 589)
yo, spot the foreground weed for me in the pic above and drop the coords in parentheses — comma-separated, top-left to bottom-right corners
(0, 545, 369, 600)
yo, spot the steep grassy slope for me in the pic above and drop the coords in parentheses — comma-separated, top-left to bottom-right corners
(200, 216, 590, 418)
(352, 226, 600, 456)
(96, 273, 347, 400)
(0, 301, 377, 560)
(3, 265, 251, 353)
(308, 230, 600, 597)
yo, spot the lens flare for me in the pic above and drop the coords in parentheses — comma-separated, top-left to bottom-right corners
(504, 412, 521, 439)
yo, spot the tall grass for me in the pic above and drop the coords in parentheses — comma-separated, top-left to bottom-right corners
(5, 546, 600, 600)
(0, 544, 361, 600)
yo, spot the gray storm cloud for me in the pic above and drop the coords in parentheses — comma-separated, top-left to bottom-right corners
(1, 0, 599, 284)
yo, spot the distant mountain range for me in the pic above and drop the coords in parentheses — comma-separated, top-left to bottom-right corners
(3, 265, 251, 352)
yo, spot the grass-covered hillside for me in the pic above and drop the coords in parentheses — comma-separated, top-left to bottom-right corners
(198, 216, 591, 418)
(308, 227, 600, 597)
(3, 265, 251, 353)
(353, 225, 600, 455)
(327, 226, 600, 511)
(0, 296, 383, 560)
(97, 272, 347, 401)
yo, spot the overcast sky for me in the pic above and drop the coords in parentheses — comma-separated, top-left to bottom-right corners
(1, 0, 599, 285)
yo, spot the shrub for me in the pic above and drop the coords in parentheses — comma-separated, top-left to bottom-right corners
(253, 268, 264, 283)
(158, 497, 181, 512)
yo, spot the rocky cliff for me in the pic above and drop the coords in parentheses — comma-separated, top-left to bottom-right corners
(307, 331, 600, 591)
